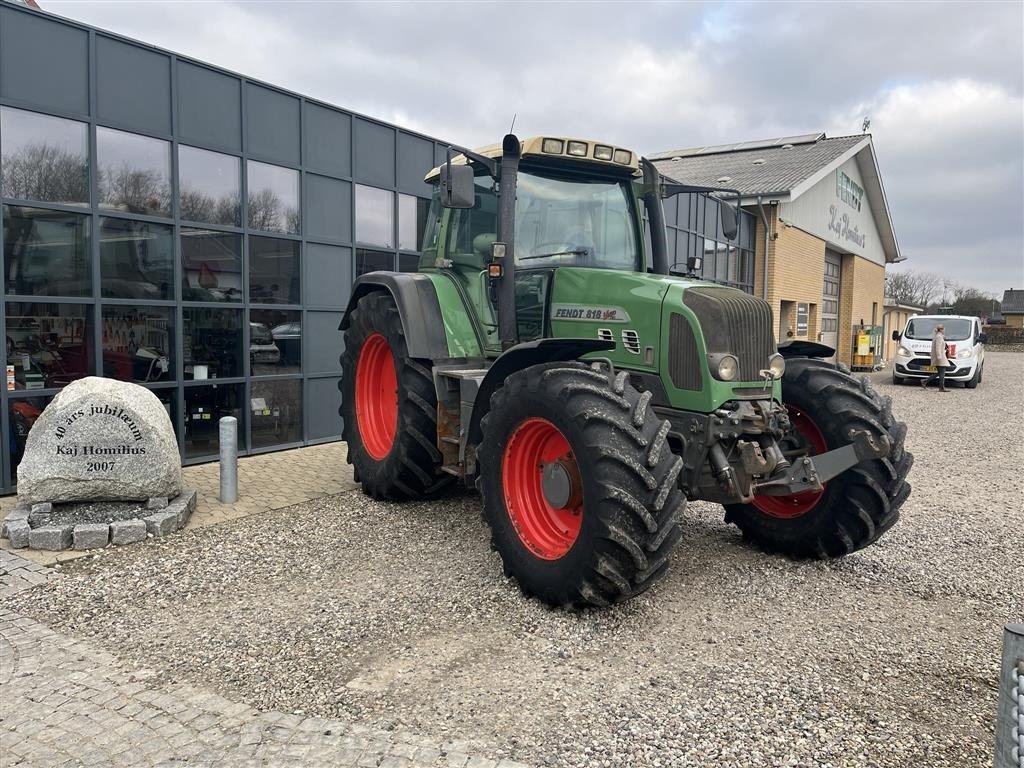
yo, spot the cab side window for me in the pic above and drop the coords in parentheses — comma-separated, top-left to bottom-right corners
(445, 178, 497, 270)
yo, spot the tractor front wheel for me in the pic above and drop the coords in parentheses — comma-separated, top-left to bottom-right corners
(340, 292, 451, 500)
(478, 362, 684, 608)
(724, 358, 913, 558)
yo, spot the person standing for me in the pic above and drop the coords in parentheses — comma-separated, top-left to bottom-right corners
(922, 324, 950, 391)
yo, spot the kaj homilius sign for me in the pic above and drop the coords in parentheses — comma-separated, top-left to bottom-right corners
(828, 169, 867, 249)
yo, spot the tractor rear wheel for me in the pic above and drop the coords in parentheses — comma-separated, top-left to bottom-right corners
(478, 362, 684, 608)
(340, 292, 451, 500)
(724, 358, 913, 558)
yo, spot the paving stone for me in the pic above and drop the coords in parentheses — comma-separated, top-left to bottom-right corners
(109, 518, 147, 546)
(28, 524, 73, 551)
(143, 511, 178, 537)
(73, 523, 110, 550)
(6, 519, 30, 548)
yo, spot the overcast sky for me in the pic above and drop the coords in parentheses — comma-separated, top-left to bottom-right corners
(48, 0, 1024, 297)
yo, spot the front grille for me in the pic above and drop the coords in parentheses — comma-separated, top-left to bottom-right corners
(683, 286, 776, 382)
(668, 313, 702, 390)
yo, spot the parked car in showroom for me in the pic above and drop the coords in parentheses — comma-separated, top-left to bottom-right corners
(892, 314, 987, 388)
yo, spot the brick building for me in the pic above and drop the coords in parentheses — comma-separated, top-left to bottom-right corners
(1000, 289, 1024, 328)
(651, 133, 902, 365)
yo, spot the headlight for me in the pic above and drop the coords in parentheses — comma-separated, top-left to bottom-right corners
(709, 353, 739, 381)
(897, 345, 911, 357)
(768, 353, 785, 378)
(957, 349, 972, 359)
(566, 140, 588, 157)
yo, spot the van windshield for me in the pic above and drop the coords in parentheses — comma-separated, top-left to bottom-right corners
(905, 318, 972, 341)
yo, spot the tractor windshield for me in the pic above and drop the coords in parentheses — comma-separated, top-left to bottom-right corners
(423, 170, 640, 273)
(514, 172, 639, 271)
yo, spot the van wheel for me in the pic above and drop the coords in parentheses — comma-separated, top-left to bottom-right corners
(965, 366, 980, 389)
(891, 372, 903, 386)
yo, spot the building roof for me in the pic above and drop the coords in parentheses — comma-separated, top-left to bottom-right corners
(649, 133, 864, 197)
(650, 131, 902, 263)
(1001, 289, 1024, 314)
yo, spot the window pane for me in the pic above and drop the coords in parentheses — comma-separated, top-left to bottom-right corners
(6, 302, 93, 389)
(181, 227, 242, 302)
(184, 384, 243, 459)
(398, 193, 416, 251)
(178, 145, 241, 226)
(249, 235, 299, 304)
(183, 308, 243, 379)
(250, 309, 300, 375)
(102, 305, 173, 383)
(251, 379, 302, 448)
(3, 205, 91, 297)
(10, 394, 54, 482)
(247, 160, 299, 234)
(398, 253, 418, 272)
(355, 248, 392, 277)
(0, 107, 89, 206)
(355, 184, 394, 247)
(97, 127, 171, 217)
(100, 217, 174, 299)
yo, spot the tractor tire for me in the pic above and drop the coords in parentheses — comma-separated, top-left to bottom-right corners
(724, 358, 913, 559)
(340, 291, 452, 500)
(478, 362, 684, 608)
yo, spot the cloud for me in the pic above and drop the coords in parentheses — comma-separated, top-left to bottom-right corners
(43, 0, 1024, 294)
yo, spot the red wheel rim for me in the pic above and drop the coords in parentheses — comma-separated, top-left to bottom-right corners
(501, 418, 583, 560)
(354, 333, 398, 460)
(752, 405, 829, 519)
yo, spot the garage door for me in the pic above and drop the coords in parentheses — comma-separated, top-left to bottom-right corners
(821, 252, 841, 357)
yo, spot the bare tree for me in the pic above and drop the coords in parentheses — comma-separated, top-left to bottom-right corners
(247, 187, 282, 231)
(99, 164, 170, 215)
(1, 144, 89, 204)
(179, 185, 240, 227)
(885, 270, 943, 309)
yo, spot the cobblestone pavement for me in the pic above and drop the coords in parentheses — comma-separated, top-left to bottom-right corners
(1, 442, 357, 567)
(0, 550, 526, 768)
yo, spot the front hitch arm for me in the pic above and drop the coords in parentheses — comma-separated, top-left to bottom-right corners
(754, 429, 892, 496)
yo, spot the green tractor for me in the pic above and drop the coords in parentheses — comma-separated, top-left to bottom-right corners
(339, 134, 912, 608)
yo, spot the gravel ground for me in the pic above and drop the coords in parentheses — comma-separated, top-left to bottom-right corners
(8, 351, 1023, 767)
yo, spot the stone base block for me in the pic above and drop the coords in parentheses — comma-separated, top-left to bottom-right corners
(144, 511, 178, 537)
(6, 519, 30, 548)
(110, 519, 146, 546)
(29, 524, 73, 551)
(73, 523, 110, 550)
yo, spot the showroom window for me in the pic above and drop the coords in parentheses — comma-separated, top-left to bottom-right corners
(184, 384, 243, 459)
(355, 248, 393, 277)
(398, 193, 429, 252)
(181, 228, 243, 302)
(249, 236, 299, 304)
(247, 160, 299, 234)
(2, 206, 92, 297)
(0, 107, 89, 206)
(250, 379, 302, 449)
(5, 302, 94, 389)
(100, 217, 174, 300)
(178, 145, 241, 226)
(101, 305, 174, 383)
(250, 308, 300, 375)
(96, 127, 172, 217)
(182, 307, 243, 379)
(355, 184, 394, 247)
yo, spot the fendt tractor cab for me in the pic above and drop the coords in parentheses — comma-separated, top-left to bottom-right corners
(340, 134, 912, 608)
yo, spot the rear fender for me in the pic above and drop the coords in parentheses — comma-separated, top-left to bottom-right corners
(340, 272, 454, 360)
(776, 339, 835, 359)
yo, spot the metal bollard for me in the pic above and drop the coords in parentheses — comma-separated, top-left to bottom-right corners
(218, 416, 238, 503)
(995, 623, 1024, 768)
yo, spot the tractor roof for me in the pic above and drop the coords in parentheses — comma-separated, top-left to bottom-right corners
(424, 136, 641, 182)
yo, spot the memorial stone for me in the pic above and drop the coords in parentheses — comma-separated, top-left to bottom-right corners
(17, 377, 181, 504)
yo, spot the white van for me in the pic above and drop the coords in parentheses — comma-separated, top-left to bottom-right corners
(891, 314, 988, 388)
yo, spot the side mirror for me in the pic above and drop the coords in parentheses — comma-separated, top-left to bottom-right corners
(720, 201, 738, 240)
(687, 255, 703, 273)
(891, 330, 901, 342)
(978, 332, 989, 344)
(439, 163, 475, 209)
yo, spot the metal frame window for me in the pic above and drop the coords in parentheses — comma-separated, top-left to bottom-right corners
(664, 193, 756, 293)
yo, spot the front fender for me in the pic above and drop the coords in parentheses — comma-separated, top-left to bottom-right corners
(465, 338, 615, 456)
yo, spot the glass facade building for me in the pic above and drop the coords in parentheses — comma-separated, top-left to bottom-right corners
(0, 3, 754, 493)
(0, 3, 452, 491)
